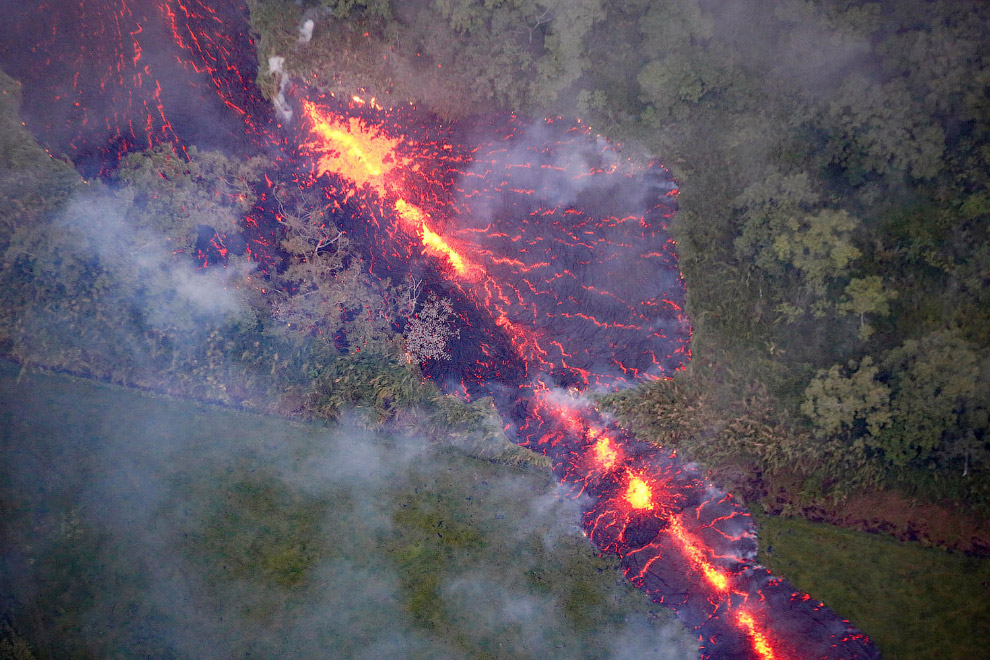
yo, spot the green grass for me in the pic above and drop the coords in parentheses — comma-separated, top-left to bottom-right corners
(754, 513, 990, 660)
(6, 361, 988, 659)
(0, 361, 696, 659)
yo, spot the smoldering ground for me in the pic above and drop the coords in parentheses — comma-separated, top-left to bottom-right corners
(438, 116, 687, 390)
(0, 367, 697, 659)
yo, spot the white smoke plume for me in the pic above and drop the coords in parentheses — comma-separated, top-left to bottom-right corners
(298, 18, 314, 44)
(268, 55, 293, 122)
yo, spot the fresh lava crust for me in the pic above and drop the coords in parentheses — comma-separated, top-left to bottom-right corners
(1, 2, 881, 658)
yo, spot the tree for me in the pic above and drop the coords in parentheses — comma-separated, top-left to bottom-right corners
(733, 170, 862, 319)
(532, 0, 605, 102)
(0, 621, 39, 660)
(802, 356, 891, 441)
(318, 0, 390, 19)
(0, 66, 79, 237)
(822, 74, 946, 181)
(635, 0, 729, 123)
(771, 208, 860, 299)
(404, 292, 459, 362)
(116, 144, 266, 253)
(268, 185, 409, 355)
(877, 330, 990, 472)
(837, 275, 895, 340)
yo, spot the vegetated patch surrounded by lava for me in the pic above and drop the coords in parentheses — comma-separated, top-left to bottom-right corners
(1, 0, 881, 657)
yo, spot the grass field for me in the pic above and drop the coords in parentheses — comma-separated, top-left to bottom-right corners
(755, 512, 990, 660)
(2, 362, 988, 659)
(0, 362, 695, 659)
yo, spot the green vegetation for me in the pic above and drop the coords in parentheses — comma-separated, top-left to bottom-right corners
(0, 362, 696, 659)
(0, 62, 485, 438)
(4, 1, 988, 521)
(4, 364, 989, 659)
(755, 513, 990, 659)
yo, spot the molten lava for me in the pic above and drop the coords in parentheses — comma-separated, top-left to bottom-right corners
(302, 99, 478, 279)
(737, 611, 778, 660)
(303, 100, 405, 195)
(591, 433, 619, 471)
(625, 475, 654, 510)
(293, 96, 878, 659)
(0, 0, 269, 177)
(667, 516, 730, 593)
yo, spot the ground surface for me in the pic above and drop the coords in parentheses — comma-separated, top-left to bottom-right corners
(2, 362, 988, 659)
(0, 361, 696, 659)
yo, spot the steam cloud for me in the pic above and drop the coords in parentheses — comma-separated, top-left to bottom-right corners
(269, 55, 293, 122)
(57, 188, 252, 325)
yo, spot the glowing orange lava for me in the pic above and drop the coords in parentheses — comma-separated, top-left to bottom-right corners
(667, 517, 729, 593)
(592, 434, 618, 471)
(302, 100, 405, 195)
(303, 100, 478, 278)
(736, 611, 778, 660)
(625, 475, 654, 510)
(396, 198, 476, 278)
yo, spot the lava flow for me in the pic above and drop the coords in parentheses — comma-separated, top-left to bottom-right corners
(294, 95, 880, 659)
(0, 0, 271, 177)
(2, 1, 881, 656)
(296, 98, 690, 392)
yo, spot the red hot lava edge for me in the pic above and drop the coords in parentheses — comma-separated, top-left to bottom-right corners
(509, 388, 880, 660)
(0, 1, 882, 658)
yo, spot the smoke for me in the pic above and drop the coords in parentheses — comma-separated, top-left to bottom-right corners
(523, 481, 590, 551)
(0, 372, 698, 659)
(56, 187, 252, 327)
(455, 120, 645, 225)
(705, 0, 874, 99)
(268, 55, 293, 122)
(298, 18, 315, 44)
(439, 117, 686, 390)
(607, 616, 699, 660)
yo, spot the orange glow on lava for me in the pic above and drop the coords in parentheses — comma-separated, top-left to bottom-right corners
(592, 434, 619, 471)
(667, 517, 729, 593)
(303, 100, 478, 278)
(302, 100, 405, 196)
(736, 611, 778, 660)
(625, 475, 654, 510)
(395, 198, 477, 278)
